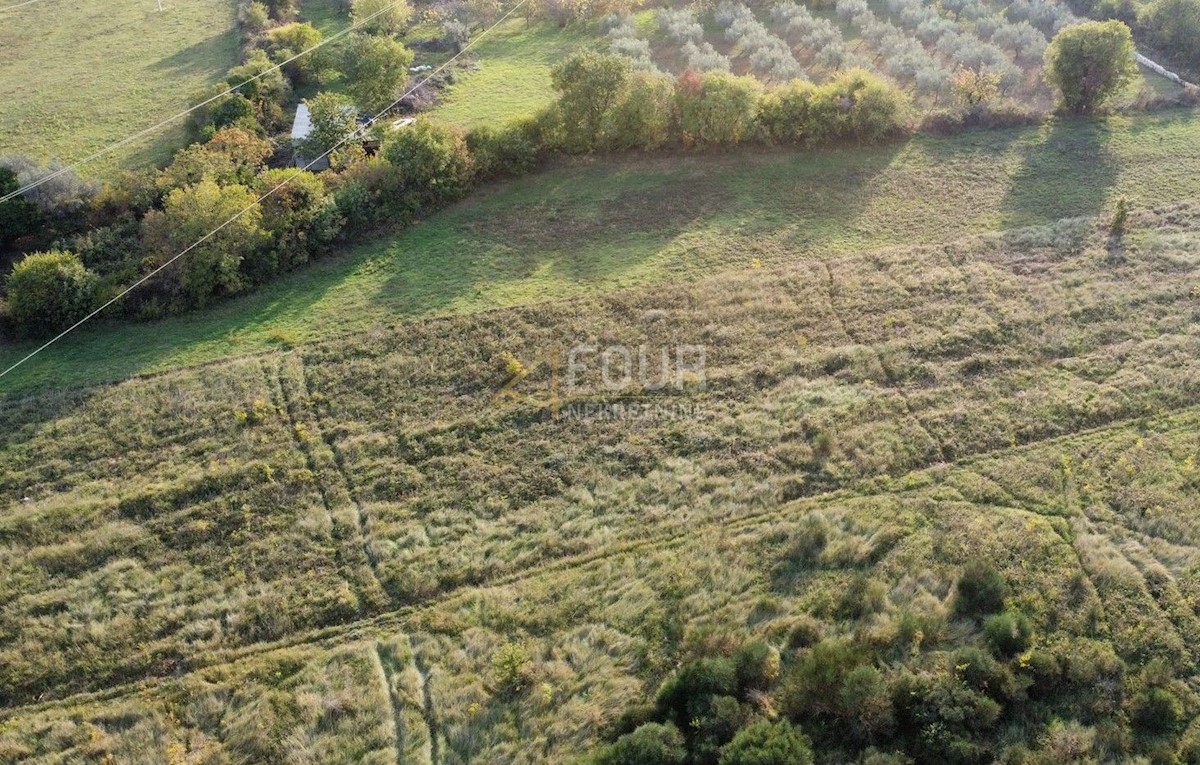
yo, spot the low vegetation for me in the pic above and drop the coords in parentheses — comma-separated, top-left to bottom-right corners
(6, 201, 1200, 760)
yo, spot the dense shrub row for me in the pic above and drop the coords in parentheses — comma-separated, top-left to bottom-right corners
(590, 564, 1198, 764)
(0, 51, 912, 337)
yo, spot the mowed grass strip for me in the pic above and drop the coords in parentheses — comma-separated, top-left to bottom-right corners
(427, 19, 593, 130)
(2, 110, 1200, 394)
(0, 0, 239, 172)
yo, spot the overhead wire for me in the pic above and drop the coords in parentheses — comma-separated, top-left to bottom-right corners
(0, 0, 531, 381)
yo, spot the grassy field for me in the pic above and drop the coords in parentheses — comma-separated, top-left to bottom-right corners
(3, 109, 1200, 395)
(429, 19, 594, 130)
(5, 199, 1200, 759)
(0, 0, 239, 173)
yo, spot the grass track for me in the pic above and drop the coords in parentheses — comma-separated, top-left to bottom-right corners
(2, 109, 1200, 395)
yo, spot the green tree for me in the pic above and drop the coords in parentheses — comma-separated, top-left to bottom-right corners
(303, 92, 360, 158)
(676, 70, 763, 147)
(343, 34, 415, 114)
(226, 50, 291, 128)
(551, 51, 632, 152)
(1044, 21, 1137, 114)
(253, 168, 342, 280)
(140, 180, 268, 307)
(350, 0, 412, 36)
(594, 723, 686, 765)
(265, 22, 327, 84)
(1143, 0, 1200, 69)
(4, 250, 97, 336)
(159, 127, 272, 191)
(381, 119, 474, 207)
(719, 720, 814, 765)
(0, 167, 41, 249)
(602, 70, 676, 150)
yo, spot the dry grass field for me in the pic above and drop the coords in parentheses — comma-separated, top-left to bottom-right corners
(5, 196, 1200, 759)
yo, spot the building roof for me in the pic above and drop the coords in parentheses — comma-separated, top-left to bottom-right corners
(291, 103, 314, 143)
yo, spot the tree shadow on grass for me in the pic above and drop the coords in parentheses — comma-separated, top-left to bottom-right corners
(999, 117, 1120, 230)
(150, 31, 241, 79)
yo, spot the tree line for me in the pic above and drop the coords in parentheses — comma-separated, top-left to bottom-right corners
(0, 20, 1158, 339)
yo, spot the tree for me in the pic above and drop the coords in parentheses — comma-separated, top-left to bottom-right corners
(1044, 21, 1137, 114)
(140, 180, 268, 307)
(343, 34, 415, 114)
(952, 65, 1001, 107)
(602, 71, 676, 150)
(4, 250, 97, 336)
(1143, 0, 1200, 70)
(551, 51, 632, 152)
(719, 720, 814, 765)
(0, 167, 41, 250)
(675, 70, 762, 147)
(264, 22, 327, 84)
(594, 723, 686, 765)
(254, 168, 342, 280)
(159, 127, 272, 191)
(226, 50, 291, 129)
(350, 0, 412, 36)
(381, 120, 474, 208)
(303, 92, 360, 158)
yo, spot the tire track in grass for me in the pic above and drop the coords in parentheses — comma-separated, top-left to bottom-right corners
(372, 641, 408, 765)
(410, 636, 441, 765)
(11, 386, 1200, 719)
(276, 353, 390, 611)
(298, 352, 394, 607)
(820, 259, 949, 465)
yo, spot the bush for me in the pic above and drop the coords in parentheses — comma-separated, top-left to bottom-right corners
(676, 70, 762, 147)
(595, 722, 687, 765)
(734, 640, 781, 693)
(1044, 21, 1138, 114)
(719, 719, 814, 765)
(983, 610, 1033, 656)
(603, 71, 677, 150)
(954, 562, 1007, 618)
(779, 639, 864, 722)
(491, 642, 534, 696)
(656, 657, 738, 728)
(253, 168, 342, 281)
(551, 51, 632, 152)
(4, 250, 98, 337)
(381, 119, 474, 209)
(466, 122, 540, 181)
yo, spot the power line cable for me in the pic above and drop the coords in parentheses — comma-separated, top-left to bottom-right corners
(0, 0, 528, 382)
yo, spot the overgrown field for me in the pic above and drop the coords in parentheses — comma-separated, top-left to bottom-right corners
(5, 197, 1200, 759)
(3, 109, 1200, 394)
(0, 0, 239, 172)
